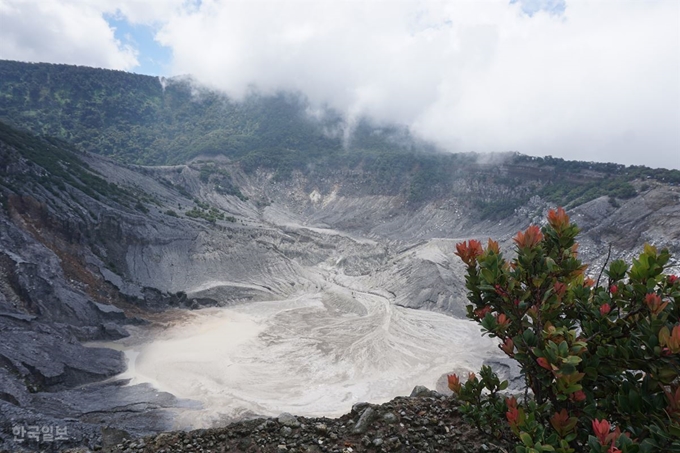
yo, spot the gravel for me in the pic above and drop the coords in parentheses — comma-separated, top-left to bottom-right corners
(94, 390, 512, 453)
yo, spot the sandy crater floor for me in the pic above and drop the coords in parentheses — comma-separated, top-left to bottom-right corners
(109, 288, 499, 429)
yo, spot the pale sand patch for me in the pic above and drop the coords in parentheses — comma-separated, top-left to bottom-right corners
(106, 292, 500, 429)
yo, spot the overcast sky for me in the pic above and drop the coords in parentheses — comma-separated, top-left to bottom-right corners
(0, 0, 678, 169)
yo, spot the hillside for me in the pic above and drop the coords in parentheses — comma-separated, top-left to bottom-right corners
(0, 117, 678, 451)
(1, 60, 678, 220)
(0, 62, 679, 452)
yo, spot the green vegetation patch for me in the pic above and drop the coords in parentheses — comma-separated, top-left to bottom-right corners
(185, 203, 235, 223)
(0, 120, 134, 204)
(2, 61, 679, 221)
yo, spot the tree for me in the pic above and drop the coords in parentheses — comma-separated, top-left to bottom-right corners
(449, 208, 680, 453)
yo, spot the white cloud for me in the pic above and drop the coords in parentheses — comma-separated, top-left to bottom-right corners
(157, 0, 679, 169)
(0, 0, 677, 169)
(0, 0, 138, 70)
(93, 0, 188, 25)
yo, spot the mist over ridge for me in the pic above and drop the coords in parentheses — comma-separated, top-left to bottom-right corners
(2, 0, 677, 168)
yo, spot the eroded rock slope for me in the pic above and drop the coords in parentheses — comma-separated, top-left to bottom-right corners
(0, 123, 678, 451)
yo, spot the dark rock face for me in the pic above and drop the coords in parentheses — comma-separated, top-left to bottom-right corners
(0, 229, 152, 452)
(0, 139, 187, 451)
(0, 318, 124, 391)
(0, 381, 180, 452)
(0, 210, 130, 406)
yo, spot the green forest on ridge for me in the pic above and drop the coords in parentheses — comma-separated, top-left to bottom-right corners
(1, 60, 678, 219)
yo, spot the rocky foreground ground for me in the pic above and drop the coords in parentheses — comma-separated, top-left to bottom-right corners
(76, 388, 511, 453)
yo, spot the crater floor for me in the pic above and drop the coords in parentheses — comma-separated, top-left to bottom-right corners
(108, 285, 500, 429)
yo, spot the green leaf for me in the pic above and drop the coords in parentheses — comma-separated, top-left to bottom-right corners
(618, 435, 634, 447)
(606, 260, 629, 281)
(560, 363, 576, 375)
(523, 328, 537, 346)
(628, 389, 642, 411)
(520, 432, 534, 447)
(588, 435, 603, 452)
(563, 384, 581, 394)
(558, 341, 569, 357)
(638, 439, 659, 453)
(561, 355, 582, 366)
(584, 366, 599, 378)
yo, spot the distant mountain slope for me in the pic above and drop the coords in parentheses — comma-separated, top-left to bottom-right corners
(0, 108, 679, 451)
(0, 60, 678, 219)
(0, 60, 419, 166)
